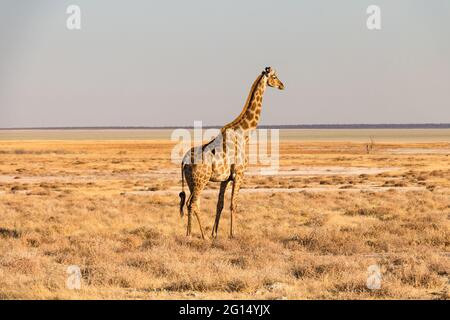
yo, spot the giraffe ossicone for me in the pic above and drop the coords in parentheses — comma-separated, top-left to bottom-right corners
(179, 67, 285, 239)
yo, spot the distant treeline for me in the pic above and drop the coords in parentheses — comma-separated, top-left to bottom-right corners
(1, 123, 449, 130)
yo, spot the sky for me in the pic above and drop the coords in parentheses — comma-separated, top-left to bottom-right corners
(0, 0, 449, 128)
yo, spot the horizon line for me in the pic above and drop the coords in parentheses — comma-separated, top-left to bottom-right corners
(0, 123, 449, 130)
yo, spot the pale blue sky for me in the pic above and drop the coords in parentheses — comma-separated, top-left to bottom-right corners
(0, 0, 449, 127)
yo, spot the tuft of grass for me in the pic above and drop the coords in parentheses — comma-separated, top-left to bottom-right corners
(0, 228, 22, 239)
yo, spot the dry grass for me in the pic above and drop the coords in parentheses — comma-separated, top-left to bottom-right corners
(0, 132, 449, 299)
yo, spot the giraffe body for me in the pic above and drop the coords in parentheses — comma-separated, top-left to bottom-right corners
(179, 67, 284, 239)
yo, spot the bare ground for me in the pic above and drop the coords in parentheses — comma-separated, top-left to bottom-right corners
(0, 136, 449, 299)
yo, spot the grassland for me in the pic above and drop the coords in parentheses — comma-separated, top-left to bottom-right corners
(0, 129, 449, 299)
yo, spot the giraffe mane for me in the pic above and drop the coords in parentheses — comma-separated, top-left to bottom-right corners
(222, 73, 264, 131)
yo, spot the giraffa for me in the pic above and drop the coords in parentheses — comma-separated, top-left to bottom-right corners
(179, 67, 284, 239)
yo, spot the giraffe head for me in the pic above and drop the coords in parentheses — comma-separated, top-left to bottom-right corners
(263, 67, 285, 90)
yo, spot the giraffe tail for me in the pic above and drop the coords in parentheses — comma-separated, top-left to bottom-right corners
(179, 163, 186, 217)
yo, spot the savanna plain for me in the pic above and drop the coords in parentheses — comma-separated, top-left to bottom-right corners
(0, 129, 449, 299)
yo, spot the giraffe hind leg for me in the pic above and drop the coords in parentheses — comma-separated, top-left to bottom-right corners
(188, 193, 205, 239)
(186, 193, 193, 237)
(186, 177, 207, 239)
(184, 166, 195, 237)
(212, 180, 229, 238)
(193, 207, 205, 240)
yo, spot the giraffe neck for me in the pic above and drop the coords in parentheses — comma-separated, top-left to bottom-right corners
(223, 74, 267, 132)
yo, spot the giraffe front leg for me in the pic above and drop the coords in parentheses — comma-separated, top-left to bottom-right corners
(212, 180, 229, 238)
(230, 174, 243, 239)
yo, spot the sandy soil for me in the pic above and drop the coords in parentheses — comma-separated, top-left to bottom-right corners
(0, 134, 449, 299)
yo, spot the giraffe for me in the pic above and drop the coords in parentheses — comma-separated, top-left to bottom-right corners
(179, 67, 284, 239)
